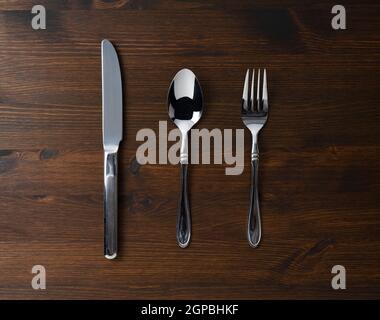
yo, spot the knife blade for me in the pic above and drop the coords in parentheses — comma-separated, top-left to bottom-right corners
(101, 39, 123, 259)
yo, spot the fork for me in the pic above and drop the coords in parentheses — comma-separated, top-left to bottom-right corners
(241, 69, 269, 248)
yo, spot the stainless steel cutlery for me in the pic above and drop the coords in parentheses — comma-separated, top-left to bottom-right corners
(167, 68, 204, 248)
(100, 50, 269, 255)
(101, 39, 123, 259)
(241, 69, 269, 248)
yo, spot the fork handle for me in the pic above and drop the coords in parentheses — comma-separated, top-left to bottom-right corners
(248, 143, 262, 248)
(177, 163, 191, 248)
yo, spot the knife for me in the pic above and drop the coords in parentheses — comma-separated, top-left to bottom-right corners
(101, 39, 123, 259)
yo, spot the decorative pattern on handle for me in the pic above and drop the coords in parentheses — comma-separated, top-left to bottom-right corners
(177, 163, 191, 248)
(247, 152, 262, 248)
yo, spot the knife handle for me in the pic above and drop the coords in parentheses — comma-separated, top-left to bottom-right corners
(177, 163, 191, 248)
(104, 151, 118, 259)
(247, 141, 261, 248)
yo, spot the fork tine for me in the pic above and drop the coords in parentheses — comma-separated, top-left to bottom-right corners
(256, 69, 261, 111)
(242, 69, 249, 112)
(250, 69, 255, 111)
(262, 69, 268, 111)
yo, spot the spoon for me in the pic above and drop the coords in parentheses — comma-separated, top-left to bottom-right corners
(167, 68, 204, 248)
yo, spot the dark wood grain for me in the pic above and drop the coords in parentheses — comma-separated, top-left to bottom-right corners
(0, 0, 379, 299)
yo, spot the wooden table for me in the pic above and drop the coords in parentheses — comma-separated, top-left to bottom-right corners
(0, 0, 379, 299)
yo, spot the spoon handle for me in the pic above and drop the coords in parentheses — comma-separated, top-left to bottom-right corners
(177, 163, 191, 248)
